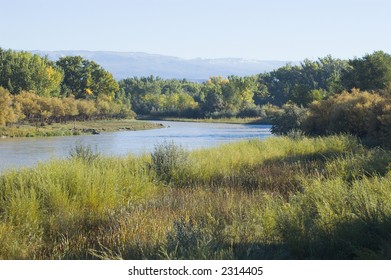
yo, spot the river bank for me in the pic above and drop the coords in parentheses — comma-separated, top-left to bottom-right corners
(137, 116, 271, 125)
(0, 121, 271, 171)
(0, 135, 390, 259)
(0, 119, 163, 138)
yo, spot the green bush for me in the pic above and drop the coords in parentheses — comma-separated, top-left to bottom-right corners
(270, 103, 309, 135)
(151, 141, 189, 184)
(68, 144, 100, 163)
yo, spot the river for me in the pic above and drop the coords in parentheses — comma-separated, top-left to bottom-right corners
(0, 121, 272, 171)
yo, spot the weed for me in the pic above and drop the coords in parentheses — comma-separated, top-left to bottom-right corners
(151, 141, 189, 184)
(68, 144, 100, 163)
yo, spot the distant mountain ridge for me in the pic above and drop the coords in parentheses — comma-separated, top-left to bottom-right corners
(31, 50, 294, 81)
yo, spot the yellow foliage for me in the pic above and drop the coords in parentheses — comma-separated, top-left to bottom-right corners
(240, 89, 254, 104)
(207, 76, 229, 86)
(46, 66, 53, 79)
(306, 89, 391, 146)
(85, 88, 93, 96)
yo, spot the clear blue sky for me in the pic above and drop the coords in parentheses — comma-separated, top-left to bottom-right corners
(1, 0, 390, 60)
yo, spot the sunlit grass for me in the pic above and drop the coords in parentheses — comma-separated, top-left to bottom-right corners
(0, 134, 390, 259)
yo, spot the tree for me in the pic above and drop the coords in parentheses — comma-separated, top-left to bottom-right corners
(200, 77, 226, 115)
(56, 56, 85, 97)
(257, 57, 348, 107)
(223, 76, 257, 112)
(0, 87, 19, 125)
(257, 64, 302, 106)
(77, 99, 97, 120)
(15, 91, 41, 122)
(0, 48, 63, 96)
(56, 56, 119, 99)
(342, 51, 391, 91)
(270, 103, 309, 135)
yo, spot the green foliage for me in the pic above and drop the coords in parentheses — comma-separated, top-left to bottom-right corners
(2, 47, 391, 126)
(119, 76, 201, 117)
(0, 49, 134, 127)
(325, 148, 391, 181)
(117, 55, 356, 118)
(3, 47, 391, 127)
(343, 51, 391, 91)
(270, 103, 309, 135)
(237, 104, 268, 118)
(56, 56, 119, 99)
(0, 48, 63, 96)
(257, 56, 349, 107)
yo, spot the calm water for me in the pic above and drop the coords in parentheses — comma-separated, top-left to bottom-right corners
(0, 121, 272, 171)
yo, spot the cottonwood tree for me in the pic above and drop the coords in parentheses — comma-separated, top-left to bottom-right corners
(56, 56, 119, 99)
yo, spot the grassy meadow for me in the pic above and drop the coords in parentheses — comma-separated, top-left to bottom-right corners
(0, 135, 390, 259)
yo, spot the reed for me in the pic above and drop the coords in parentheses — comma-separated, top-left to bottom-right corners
(0, 134, 390, 259)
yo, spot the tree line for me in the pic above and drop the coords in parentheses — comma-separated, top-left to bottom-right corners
(1, 47, 391, 146)
(118, 51, 391, 118)
(0, 48, 131, 125)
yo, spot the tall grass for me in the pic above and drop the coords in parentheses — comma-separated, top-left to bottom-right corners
(0, 135, 390, 259)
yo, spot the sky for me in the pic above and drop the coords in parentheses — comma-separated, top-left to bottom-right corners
(1, 0, 390, 61)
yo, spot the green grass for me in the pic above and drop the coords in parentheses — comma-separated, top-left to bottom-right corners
(0, 119, 163, 138)
(0, 135, 390, 259)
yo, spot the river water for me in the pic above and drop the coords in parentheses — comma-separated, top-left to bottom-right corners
(0, 121, 272, 171)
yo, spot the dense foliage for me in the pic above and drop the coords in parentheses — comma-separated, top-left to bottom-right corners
(56, 56, 119, 99)
(0, 87, 134, 125)
(0, 48, 132, 125)
(271, 89, 391, 147)
(0, 48, 63, 96)
(257, 56, 348, 106)
(1, 47, 391, 260)
(1, 47, 391, 147)
(118, 51, 391, 130)
(342, 51, 391, 91)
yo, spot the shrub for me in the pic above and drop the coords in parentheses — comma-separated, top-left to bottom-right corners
(270, 103, 309, 135)
(305, 89, 391, 147)
(237, 105, 266, 118)
(68, 144, 100, 163)
(151, 141, 189, 183)
(209, 109, 237, 119)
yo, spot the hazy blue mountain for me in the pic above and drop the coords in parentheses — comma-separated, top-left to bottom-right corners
(32, 50, 293, 81)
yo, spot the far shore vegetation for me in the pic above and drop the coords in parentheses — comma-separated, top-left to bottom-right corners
(138, 116, 270, 125)
(1, 47, 390, 146)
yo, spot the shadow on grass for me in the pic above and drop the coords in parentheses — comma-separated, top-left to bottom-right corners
(233, 218, 391, 260)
